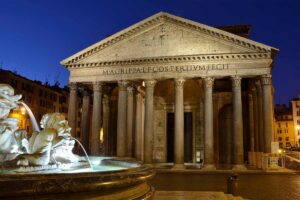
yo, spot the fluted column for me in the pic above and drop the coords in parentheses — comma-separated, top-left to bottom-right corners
(231, 76, 245, 169)
(144, 80, 156, 164)
(91, 82, 103, 155)
(103, 95, 110, 156)
(117, 81, 128, 157)
(174, 78, 185, 167)
(203, 77, 215, 169)
(80, 90, 90, 152)
(126, 86, 134, 157)
(135, 92, 144, 160)
(255, 81, 264, 152)
(68, 82, 77, 138)
(261, 75, 273, 153)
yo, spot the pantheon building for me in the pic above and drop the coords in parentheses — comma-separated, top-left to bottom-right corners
(61, 12, 278, 169)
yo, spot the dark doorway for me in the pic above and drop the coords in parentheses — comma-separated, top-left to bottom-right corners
(167, 113, 174, 163)
(218, 104, 233, 165)
(166, 112, 193, 163)
(184, 112, 193, 163)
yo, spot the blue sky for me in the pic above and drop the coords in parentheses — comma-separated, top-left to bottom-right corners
(0, 0, 299, 104)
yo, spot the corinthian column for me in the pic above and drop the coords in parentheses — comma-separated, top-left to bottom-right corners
(144, 80, 156, 164)
(91, 82, 103, 155)
(203, 77, 215, 169)
(102, 95, 110, 156)
(231, 76, 245, 169)
(261, 75, 274, 153)
(117, 81, 128, 157)
(126, 86, 134, 157)
(135, 92, 144, 160)
(68, 82, 77, 138)
(80, 90, 90, 152)
(255, 81, 264, 152)
(174, 78, 185, 168)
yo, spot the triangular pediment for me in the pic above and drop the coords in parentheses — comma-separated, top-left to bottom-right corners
(61, 12, 277, 66)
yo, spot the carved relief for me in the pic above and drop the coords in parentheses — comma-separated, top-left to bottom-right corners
(69, 82, 77, 91)
(118, 81, 128, 91)
(145, 80, 157, 89)
(203, 77, 214, 89)
(174, 78, 185, 88)
(127, 86, 135, 97)
(231, 76, 242, 88)
(260, 74, 272, 85)
(93, 82, 103, 92)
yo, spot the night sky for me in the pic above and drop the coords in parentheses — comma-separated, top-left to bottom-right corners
(0, 0, 299, 104)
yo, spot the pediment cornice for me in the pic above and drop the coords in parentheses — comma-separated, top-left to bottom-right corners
(65, 52, 271, 69)
(61, 12, 278, 66)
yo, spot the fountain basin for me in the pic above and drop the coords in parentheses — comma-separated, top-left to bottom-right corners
(0, 157, 155, 200)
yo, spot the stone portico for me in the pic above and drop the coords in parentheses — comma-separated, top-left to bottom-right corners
(61, 12, 278, 169)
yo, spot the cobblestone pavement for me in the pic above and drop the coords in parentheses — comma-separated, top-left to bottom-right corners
(150, 172, 300, 200)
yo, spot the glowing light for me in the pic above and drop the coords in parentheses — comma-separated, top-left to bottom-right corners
(20, 107, 26, 115)
(278, 149, 282, 154)
(296, 125, 300, 130)
(100, 128, 104, 143)
(142, 81, 145, 87)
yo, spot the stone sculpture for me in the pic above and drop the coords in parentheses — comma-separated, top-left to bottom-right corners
(0, 84, 81, 168)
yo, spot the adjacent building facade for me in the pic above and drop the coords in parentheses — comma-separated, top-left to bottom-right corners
(61, 12, 278, 169)
(274, 104, 295, 148)
(0, 69, 78, 135)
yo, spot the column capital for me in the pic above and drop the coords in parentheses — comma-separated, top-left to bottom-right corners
(127, 86, 135, 97)
(144, 80, 157, 88)
(103, 94, 110, 105)
(69, 82, 77, 90)
(251, 88, 257, 98)
(93, 82, 103, 92)
(203, 77, 214, 89)
(231, 76, 242, 88)
(260, 74, 272, 85)
(82, 90, 90, 97)
(174, 78, 185, 88)
(118, 81, 129, 91)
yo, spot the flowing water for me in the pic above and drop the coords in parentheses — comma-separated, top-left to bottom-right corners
(68, 136, 93, 169)
(20, 102, 40, 132)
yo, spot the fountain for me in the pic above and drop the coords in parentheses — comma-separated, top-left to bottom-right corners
(0, 84, 155, 199)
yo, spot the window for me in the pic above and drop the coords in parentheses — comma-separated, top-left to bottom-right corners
(278, 137, 282, 141)
(278, 123, 281, 128)
(286, 137, 289, 141)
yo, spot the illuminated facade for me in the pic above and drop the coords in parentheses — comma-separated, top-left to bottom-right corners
(61, 12, 278, 169)
(0, 69, 80, 135)
(291, 96, 300, 146)
(274, 104, 295, 148)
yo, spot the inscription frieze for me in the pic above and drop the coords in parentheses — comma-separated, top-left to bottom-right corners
(102, 64, 229, 75)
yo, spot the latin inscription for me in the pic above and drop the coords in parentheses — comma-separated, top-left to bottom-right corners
(102, 64, 229, 75)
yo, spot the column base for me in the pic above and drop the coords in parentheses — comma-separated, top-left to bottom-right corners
(202, 164, 216, 170)
(232, 164, 247, 171)
(172, 164, 185, 170)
